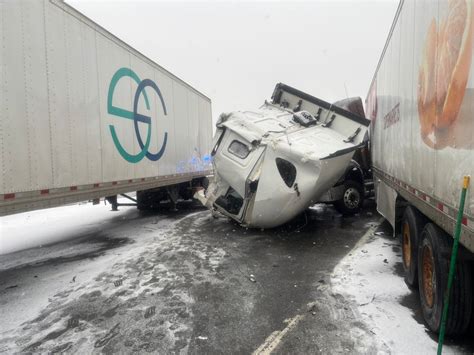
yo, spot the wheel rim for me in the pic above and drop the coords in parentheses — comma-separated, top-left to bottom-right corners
(343, 187, 360, 209)
(402, 222, 411, 269)
(422, 244, 435, 308)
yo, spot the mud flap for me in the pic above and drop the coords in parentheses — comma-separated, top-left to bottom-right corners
(375, 178, 397, 229)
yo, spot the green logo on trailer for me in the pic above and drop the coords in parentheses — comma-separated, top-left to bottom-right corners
(107, 67, 168, 163)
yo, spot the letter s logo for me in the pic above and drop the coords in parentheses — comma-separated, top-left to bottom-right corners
(107, 67, 168, 163)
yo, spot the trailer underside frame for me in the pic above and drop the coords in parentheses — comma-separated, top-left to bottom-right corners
(0, 170, 212, 216)
(373, 167, 474, 253)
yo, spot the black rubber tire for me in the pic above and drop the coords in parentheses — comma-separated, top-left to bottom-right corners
(136, 191, 158, 211)
(401, 206, 426, 288)
(334, 180, 364, 215)
(137, 201, 153, 211)
(417, 223, 472, 335)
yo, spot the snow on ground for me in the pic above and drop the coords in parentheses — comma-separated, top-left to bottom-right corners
(0, 198, 134, 256)
(0, 201, 229, 353)
(330, 220, 465, 354)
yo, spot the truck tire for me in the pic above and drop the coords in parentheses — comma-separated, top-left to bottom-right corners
(136, 190, 162, 211)
(417, 223, 472, 335)
(401, 206, 426, 288)
(137, 191, 153, 211)
(334, 180, 364, 215)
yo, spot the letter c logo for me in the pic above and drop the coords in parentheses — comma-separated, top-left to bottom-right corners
(107, 67, 168, 163)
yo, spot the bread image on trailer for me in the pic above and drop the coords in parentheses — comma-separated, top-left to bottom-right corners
(195, 84, 370, 228)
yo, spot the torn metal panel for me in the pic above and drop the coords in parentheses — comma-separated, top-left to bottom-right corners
(196, 83, 370, 228)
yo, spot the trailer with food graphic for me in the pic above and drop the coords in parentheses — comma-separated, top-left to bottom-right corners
(0, 0, 213, 216)
(366, 0, 474, 336)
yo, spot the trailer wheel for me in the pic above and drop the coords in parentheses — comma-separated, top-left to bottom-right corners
(334, 180, 364, 215)
(401, 206, 426, 288)
(137, 191, 154, 211)
(137, 190, 165, 211)
(417, 223, 472, 335)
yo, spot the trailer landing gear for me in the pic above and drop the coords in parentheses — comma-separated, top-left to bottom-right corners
(167, 186, 180, 212)
(105, 194, 137, 211)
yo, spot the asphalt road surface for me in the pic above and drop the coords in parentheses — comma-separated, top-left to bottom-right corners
(0, 200, 473, 354)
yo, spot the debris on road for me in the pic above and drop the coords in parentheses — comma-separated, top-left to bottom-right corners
(144, 306, 156, 319)
(358, 294, 376, 306)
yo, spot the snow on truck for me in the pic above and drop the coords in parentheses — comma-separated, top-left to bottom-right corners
(0, 0, 212, 217)
(367, 0, 474, 335)
(196, 83, 371, 228)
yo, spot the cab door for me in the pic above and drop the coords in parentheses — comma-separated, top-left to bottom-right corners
(212, 130, 265, 220)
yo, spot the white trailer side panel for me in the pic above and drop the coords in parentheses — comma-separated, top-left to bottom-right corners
(153, 69, 176, 177)
(367, 0, 474, 249)
(0, 0, 212, 216)
(82, 23, 103, 185)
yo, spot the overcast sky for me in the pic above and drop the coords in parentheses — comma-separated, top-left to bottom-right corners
(68, 0, 399, 123)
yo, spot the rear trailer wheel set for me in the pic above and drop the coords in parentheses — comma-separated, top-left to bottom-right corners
(137, 179, 206, 211)
(400, 207, 473, 335)
(401, 206, 427, 288)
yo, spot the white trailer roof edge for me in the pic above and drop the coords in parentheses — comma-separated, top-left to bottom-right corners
(55, 0, 211, 102)
(366, 0, 404, 101)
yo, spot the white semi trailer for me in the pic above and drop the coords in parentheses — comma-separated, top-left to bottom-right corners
(367, 0, 474, 335)
(0, 0, 213, 216)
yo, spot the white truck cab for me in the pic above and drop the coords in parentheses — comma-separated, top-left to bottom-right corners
(196, 84, 371, 228)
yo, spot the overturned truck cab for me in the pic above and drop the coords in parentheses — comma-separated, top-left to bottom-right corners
(196, 84, 370, 228)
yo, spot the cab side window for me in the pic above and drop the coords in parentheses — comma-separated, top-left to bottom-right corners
(228, 140, 250, 159)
